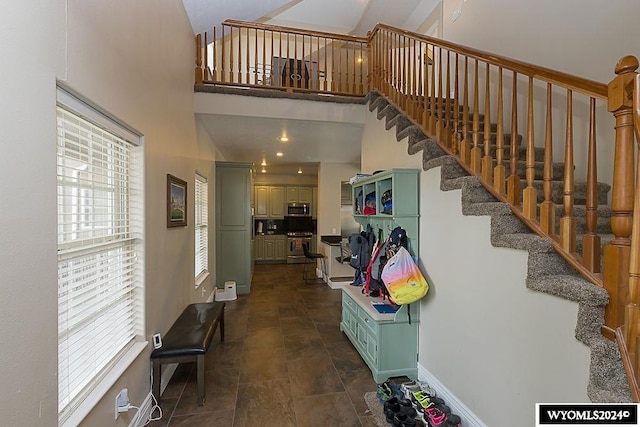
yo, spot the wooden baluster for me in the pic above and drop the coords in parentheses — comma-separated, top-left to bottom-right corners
(507, 71, 521, 206)
(203, 31, 209, 81)
(604, 56, 638, 330)
(493, 67, 505, 194)
(416, 40, 423, 122)
(429, 45, 437, 135)
(540, 83, 556, 236)
(229, 27, 234, 82)
(222, 25, 227, 83)
(285, 32, 290, 90)
(195, 33, 203, 84)
(470, 59, 481, 173)
(460, 57, 471, 166)
(437, 48, 444, 141)
(324, 37, 328, 91)
(395, 33, 400, 104)
(262, 30, 266, 86)
(626, 71, 640, 374)
(507, 71, 520, 206)
(246, 28, 250, 84)
(559, 89, 576, 250)
(294, 34, 299, 89)
(413, 38, 418, 121)
(279, 31, 283, 88)
(405, 35, 410, 113)
(237, 28, 242, 84)
(481, 63, 493, 182)
(421, 42, 428, 131)
(212, 27, 218, 82)
(451, 53, 460, 156)
(253, 29, 257, 85)
(522, 77, 538, 220)
(582, 98, 601, 272)
(445, 51, 452, 148)
(360, 41, 365, 94)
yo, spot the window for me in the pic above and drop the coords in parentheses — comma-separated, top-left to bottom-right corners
(56, 87, 144, 425)
(195, 173, 209, 284)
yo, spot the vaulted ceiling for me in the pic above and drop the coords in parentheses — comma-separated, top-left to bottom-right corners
(181, 0, 441, 175)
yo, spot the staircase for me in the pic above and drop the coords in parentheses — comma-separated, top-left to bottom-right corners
(366, 89, 631, 403)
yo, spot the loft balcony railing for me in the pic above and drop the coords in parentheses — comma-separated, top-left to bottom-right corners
(195, 20, 368, 95)
(195, 21, 640, 400)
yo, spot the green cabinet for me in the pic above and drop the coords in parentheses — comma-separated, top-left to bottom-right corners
(286, 186, 313, 204)
(269, 187, 285, 218)
(255, 235, 286, 262)
(255, 185, 285, 218)
(254, 235, 265, 260)
(351, 169, 419, 257)
(340, 285, 419, 382)
(216, 162, 253, 294)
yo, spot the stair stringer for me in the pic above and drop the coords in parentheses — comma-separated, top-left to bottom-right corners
(366, 90, 631, 405)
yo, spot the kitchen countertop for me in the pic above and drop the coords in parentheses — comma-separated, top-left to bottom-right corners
(320, 235, 343, 246)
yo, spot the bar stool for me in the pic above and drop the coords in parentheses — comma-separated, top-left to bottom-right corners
(302, 243, 327, 284)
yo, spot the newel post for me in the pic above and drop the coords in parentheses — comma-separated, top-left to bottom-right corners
(603, 56, 638, 330)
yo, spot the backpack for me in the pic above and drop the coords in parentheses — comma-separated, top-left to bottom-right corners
(348, 224, 374, 285)
(381, 246, 428, 305)
(365, 226, 408, 298)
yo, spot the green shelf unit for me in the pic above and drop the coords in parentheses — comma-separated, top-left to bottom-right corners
(351, 169, 420, 258)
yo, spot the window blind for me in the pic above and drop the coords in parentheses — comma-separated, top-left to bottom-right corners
(56, 101, 143, 423)
(195, 173, 208, 282)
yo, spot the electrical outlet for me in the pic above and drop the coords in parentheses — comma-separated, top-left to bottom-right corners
(114, 388, 129, 419)
(332, 228, 337, 234)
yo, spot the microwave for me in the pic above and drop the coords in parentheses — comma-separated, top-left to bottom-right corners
(287, 203, 310, 216)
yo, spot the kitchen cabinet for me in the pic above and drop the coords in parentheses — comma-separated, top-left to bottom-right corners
(286, 186, 313, 204)
(254, 235, 286, 262)
(254, 185, 285, 218)
(254, 235, 265, 260)
(216, 162, 252, 294)
(341, 285, 419, 382)
(255, 186, 269, 218)
(269, 186, 285, 218)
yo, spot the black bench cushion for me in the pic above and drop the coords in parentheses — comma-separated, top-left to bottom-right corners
(151, 302, 224, 359)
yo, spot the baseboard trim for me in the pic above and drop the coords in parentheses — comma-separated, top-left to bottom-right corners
(160, 363, 178, 395)
(418, 364, 487, 427)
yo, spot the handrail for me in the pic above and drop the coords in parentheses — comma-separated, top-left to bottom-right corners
(222, 19, 367, 44)
(369, 24, 608, 99)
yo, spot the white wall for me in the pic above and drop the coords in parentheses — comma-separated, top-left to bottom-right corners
(419, 167, 590, 426)
(360, 107, 591, 426)
(0, 1, 65, 425)
(0, 1, 218, 426)
(317, 162, 360, 237)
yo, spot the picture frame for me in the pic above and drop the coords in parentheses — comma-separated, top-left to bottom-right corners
(167, 174, 187, 227)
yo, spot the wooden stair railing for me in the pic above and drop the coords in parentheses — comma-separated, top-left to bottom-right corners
(367, 24, 640, 399)
(195, 20, 368, 96)
(193, 21, 639, 401)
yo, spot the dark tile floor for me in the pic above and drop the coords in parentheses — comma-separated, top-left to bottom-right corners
(149, 263, 380, 427)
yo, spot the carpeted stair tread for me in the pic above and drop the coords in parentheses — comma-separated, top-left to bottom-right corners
(491, 232, 555, 253)
(527, 274, 609, 306)
(463, 201, 513, 216)
(531, 180, 610, 205)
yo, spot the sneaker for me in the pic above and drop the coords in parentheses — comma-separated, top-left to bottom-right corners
(383, 397, 413, 423)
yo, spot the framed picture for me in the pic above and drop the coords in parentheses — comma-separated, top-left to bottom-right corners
(167, 174, 187, 227)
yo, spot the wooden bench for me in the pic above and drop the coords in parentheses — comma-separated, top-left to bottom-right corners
(150, 302, 225, 405)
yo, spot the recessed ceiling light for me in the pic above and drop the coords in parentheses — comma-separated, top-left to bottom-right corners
(357, 57, 363, 63)
(261, 160, 267, 166)
(297, 168, 302, 174)
(261, 168, 266, 173)
(280, 136, 289, 142)
(276, 152, 283, 157)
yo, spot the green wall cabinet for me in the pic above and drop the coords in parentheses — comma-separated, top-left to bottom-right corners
(216, 162, 252, 294)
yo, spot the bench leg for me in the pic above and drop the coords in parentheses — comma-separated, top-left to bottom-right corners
(197, 354, 205, 406)
(152, 358, 161, 400)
